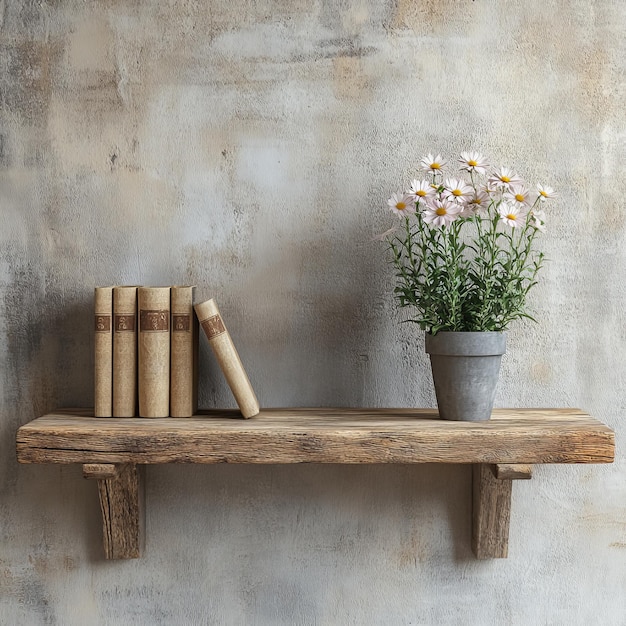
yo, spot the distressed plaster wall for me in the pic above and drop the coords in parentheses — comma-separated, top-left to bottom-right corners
(1, 0, 625, 624)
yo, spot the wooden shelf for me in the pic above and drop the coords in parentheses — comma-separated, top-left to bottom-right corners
(16, 408, 614, 560)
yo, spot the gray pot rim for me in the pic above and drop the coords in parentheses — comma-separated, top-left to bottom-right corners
(425, 331, 506, 357)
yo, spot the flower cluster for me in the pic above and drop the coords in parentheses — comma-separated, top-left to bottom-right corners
(384, 152, 555, 334)
(387, 152, 555, 232)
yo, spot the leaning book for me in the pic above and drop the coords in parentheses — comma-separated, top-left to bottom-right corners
(195, 298, 259, 418)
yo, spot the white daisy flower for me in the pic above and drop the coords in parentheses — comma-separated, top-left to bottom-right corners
(504, 184, 535, 210)
(387, 192, 416, 218)
(442, 178, 473, 204)
(423, 198, 462, 227)
(464, 188, 490, 215)
(483, 177, 501, 195)
(537, 184, 557, 200)
(498, 202, 528, 228)
(408, 179, 436, 203)
(420, 153, 446, 173)
(530, 208, 547, 232)
(459, 152, 489, 175)
(488, 166, 523, 190)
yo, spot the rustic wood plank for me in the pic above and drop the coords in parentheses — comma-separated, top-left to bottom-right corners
(494, 464, 533, 480)
(16, 408, 614, 466)
(472, 463, 512, 559)
(16, 409, 615, 562)
(87, 463, 144, 559)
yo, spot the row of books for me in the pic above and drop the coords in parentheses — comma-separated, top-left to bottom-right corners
(94, 286, 259, 418)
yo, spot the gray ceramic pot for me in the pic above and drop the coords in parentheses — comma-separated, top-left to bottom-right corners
(425, 331, 506, 422)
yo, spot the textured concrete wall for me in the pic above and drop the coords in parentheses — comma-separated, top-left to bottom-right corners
(1, 1, 625, 624)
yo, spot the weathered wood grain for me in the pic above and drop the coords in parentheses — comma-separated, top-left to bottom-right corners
(83, 463, 144, 559)
(494, 463, 533, 480)
(16, 408, 614, 466)
(472, 463, 512, 559)
(17, 409, 615, 561)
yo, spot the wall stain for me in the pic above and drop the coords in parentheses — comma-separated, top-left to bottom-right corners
(318, 38, 377, 59)
(63, 556, 77, 571)
(396, 532, 427, 568)
(0, 39, 62, 127)
(530, 361, 553, 384)
(1, 0, 50, 38)
(0, 133, 7, 168)
(28, 554, 49, 576)
(332, 55, 371, 101)
(387, 0, 475, 31)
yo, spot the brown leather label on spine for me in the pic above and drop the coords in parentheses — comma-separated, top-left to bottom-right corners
(115, 314, 135, 332)
(95, 315, 111, 332)
(173, 314, 191, 332)
(201, 314, 226, 339)
(140, 310, 169, 332)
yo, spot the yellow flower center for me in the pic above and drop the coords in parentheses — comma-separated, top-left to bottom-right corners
(468, 159, 477, 167)
(396, 202, 407, 210)
(436, 207, 447, 216)
(515, 193, 525, 202)
(416, 190, 427, 197)
(539, 190, 547, 197)
(501, 175, 510, 183)
(507, 213, 517, 221)
(452, 189, 462, 196)
(430, 163, 441, 170)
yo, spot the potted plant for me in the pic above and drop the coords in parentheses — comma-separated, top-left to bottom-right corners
(384, 152, 555, 421)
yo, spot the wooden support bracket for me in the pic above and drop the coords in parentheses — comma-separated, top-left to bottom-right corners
(472, 463, 533, 559)
(83, 463, 145, 560)
(493, 463, 533, 480)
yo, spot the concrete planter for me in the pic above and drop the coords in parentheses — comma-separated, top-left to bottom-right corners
(425, 331, 506, 422)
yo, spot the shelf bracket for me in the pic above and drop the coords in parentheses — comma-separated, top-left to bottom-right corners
(83, 463, 144, 559)
(471, 463, 532, 559)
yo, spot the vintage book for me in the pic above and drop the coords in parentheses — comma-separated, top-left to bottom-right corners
(194, 298, 260, 418)
(113, 286, 138, 417)
(170, 286, 198, 417)
(138, 287, 170, 418)
(94, 286, 114, 417)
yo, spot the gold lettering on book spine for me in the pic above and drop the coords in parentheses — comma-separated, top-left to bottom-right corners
(173, 314, 190, 332)
(95, 315, 111, 332)
(201, 314, 226, 340)
(115, 314, 135, 332)
(140, 310, 169, 332)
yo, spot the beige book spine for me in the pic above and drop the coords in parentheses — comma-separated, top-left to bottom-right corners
(94, 287, 113, 417)
(170, 286, 198, 417)
(113, 286, 138, 417)
(138, 287, 171, 418)
(195, 298, 260, 418)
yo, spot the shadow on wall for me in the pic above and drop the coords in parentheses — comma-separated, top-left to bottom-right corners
(1, 250, 93, 493)
(148, 462, 475, 566)
(221, 215, 388, 408)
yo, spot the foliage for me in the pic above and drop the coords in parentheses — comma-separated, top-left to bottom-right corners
(385, 153, 553, 334)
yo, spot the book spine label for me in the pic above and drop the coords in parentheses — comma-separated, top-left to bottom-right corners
(170, 286, 198, 417)
(94, 287, 113, 417)
(113, 286, 138, 417)
(195, 298, 260, 418)
(138, 287, 170, 418)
